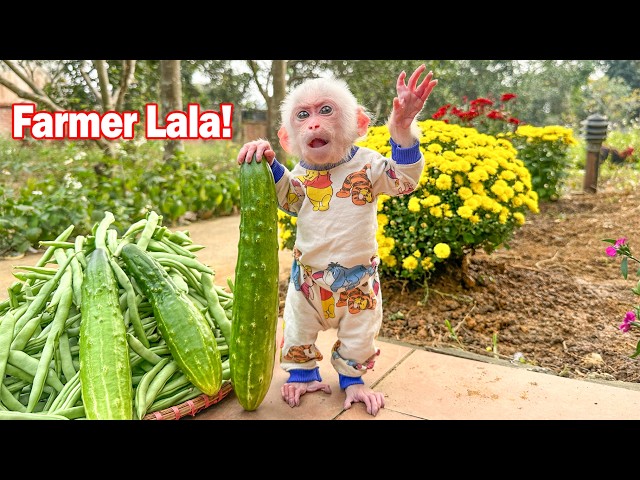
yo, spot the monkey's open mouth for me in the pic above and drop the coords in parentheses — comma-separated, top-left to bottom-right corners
(309, 138, 328, 148)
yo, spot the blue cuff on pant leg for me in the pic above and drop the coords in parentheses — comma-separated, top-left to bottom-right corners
(339, 374, 364, 390)
(287, 367, 322, 383)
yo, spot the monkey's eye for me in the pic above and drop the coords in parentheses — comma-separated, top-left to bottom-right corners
(297, 110, 310, 120)
(320, 105, 333, 115)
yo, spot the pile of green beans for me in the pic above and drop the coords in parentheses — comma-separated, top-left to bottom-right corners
(0, 210, 234, 420)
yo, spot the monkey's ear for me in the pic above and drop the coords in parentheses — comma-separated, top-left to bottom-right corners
(356, 107, 370, 136)
(277, 126, 293, 154)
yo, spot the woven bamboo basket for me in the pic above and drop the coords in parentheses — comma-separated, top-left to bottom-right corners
(143, 381, 233, 420)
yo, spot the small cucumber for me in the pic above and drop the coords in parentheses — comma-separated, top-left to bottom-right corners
(120, 242, 223, 397)
(79, 247, 133, 420)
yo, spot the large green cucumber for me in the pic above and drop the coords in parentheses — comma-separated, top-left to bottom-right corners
(120, 242, 222, 397)
(79, 247, 133, 420)
(230, 156, 280, 411)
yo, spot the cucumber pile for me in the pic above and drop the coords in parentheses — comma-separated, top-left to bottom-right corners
(0, 210, 233, 420)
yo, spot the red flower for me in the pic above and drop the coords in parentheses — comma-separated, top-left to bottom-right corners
(501, 93, 517, 102)
(486, 110, 505, 120)
(507, 117, 522, 125)
(432, 104, 450, 120)
(470, 97, 493, 107)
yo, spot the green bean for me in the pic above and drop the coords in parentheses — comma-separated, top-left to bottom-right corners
(147, 251, 214, 275)
(5, 379, 28, 394)
(12, 272, 50, 282)
(68, 250, 84, 308)
(140, 359, 179, 418)
(58, 380, 82, 410)
(26, 267, 73, 412)
(121, 218, 148, 240)
(153, 257, 203, 294)
(25, 313, 81, 355)
(0, 310, 17, 383)
(159, 236, 196, 258)
(214, 283, 234, 299)
(12, 252, 75, 343)
(41, 386, 58, 412)
(152, 225, 167, 241)
(166, 230, 193, 245)
(94, 211, 115, 250)
(107, 228, 119, 255)
(0, 381, 26, 412)
(48, 405, 85, 419)
(155, 372, 190, 399)
(7, 350, 65, 392)
(202, 272, 232, 341)
(110, 258, 149, 347)
(0, 411, 70, 420)
(128, 345, 170, 368)
(169, 272, 190, 293)
(48, 371, 80, 412)
(127, 333, 163, 365)
(134, 356, 169, 419)
(184, 244, 205, 252)
(14, 266, 58, 275)
(34, 225, 75, 270)
(38, 241, 75, 249)
(74, 234, 87, 268)
(57, 332, 77, 382)
(147, 238, 174, 254)
(188, 290, 209, 308)
(136, 210, 160, 251)
(146, 386, 200, 414)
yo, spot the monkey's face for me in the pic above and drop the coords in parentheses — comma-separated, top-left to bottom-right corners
(289, 101, 349, 165)
(280, 78, 363, 166)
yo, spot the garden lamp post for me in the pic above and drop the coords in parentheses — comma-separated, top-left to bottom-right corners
(581, 113, 609, 194)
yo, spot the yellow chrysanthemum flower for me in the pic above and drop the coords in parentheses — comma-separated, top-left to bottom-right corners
(434, 243, 451, 259)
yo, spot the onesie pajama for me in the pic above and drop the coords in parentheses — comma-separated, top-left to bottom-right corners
(269, 139, 424, 389)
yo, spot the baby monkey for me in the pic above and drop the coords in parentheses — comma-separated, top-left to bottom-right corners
(237, 64, 437, 416)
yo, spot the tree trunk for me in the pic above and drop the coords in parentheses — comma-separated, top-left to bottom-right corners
(270, 60, 288, 165)
(160, 60, 184, 161)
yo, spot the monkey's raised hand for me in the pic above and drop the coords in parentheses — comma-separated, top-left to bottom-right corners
(237, 139, 276, 165)
(388, 64, 438, 145)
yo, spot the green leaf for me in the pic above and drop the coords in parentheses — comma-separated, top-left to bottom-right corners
(621, 257, 629, 279)
(602, 238, 616, 245)
(631, 339, 640, 359)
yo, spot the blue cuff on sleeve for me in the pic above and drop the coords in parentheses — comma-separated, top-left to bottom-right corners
(288, 367, 322, 383)
(339, 374, 364, 390)
(270, 158, 285, 183)
(390, 138, 421, 165)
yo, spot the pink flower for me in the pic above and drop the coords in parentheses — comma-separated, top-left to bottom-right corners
(606, 238, 628, 256)
(620, 311, 636, 333)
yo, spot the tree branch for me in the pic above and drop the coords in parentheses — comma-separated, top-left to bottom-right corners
(0, 75, 62, 111)
(114, 60, 136, 111)
(94, 60, 113, 111)
(2, 60, 48, 97)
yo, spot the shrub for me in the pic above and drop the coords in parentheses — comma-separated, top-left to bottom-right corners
(277, 120, 540, 285)
(0, 138, 241, 257)
(432, 94, 578, 202)
(507, 125, 578, 201)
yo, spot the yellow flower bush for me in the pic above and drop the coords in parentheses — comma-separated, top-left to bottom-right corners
(507, 124, 578, 201)
(277, 119, 540, 285)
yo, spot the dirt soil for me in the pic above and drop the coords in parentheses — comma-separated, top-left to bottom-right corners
(3, 184, 640, 385)
(377, 186, 640, 384)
